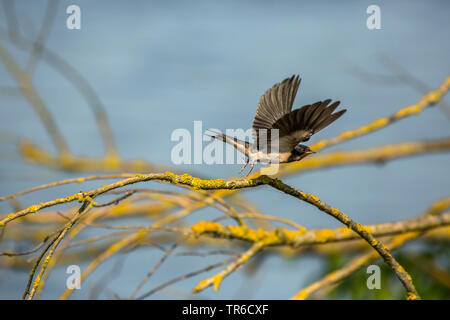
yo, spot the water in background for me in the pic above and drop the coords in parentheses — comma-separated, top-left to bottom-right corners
(0, 0, 449, 299)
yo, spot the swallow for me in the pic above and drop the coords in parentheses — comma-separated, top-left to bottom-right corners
(207, 75, 346, 175)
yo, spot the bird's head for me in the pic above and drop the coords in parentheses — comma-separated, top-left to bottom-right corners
(289, 145, 315, 162)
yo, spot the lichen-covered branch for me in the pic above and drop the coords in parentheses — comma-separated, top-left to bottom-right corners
(290, 196, 450, 299)
(190, 211, 450, 247)
(18, 140, 173, 173)
(192, 242, 264, 293)
(309, 76, 450, 151)
(260, 176, 421, 299)
(291, 232, 420, 300)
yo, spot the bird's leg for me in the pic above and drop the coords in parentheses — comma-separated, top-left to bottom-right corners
(246, 163, 255, 177)
(239, 157, 249, 174)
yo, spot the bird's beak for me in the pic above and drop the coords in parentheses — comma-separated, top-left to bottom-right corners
(307, 149, 316, 154)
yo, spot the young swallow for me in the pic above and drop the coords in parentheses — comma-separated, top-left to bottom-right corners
(207, 75, 346, 175)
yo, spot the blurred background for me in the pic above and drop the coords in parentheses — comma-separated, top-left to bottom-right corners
(0, 0, 449, 299)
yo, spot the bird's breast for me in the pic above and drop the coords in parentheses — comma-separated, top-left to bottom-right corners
(248, 150, 292, 163)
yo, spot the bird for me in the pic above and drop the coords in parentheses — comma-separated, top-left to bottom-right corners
(206, 75, 347, 176)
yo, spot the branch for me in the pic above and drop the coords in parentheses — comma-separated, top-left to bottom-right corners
(190, 211, 450, 247)
(291, 231, 420, 300)
(192, 242, 264, 293)
(309, 76, 450, 152)
(18, 140, 173, 173)
(276, 138, 450, 177)
(260, 176, 421, 299)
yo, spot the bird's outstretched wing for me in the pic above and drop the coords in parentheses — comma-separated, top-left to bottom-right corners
(252, 75, 301, 150)
(252, 75, 301, 131)
(252, 75, 346, 153)
(274, 100, 346, 152)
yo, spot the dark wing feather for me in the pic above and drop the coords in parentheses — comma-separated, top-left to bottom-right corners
(273, 100, 346, 153)
(252, 75, 301, 130)
(252, 75, 301, 150)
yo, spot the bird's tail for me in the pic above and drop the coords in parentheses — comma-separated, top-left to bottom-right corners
(205, 129, 250, 157)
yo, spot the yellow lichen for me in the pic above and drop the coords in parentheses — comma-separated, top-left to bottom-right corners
(370, 117, 389, 128)
(213, 274, 223, 292)
(316, 229, 335, 243)
(340, 131, 355, 139)
(359, 125, 370, 134)
(75, 193, 84, 202)
(28, 205, 40, 213)
(292, 289, 309, 300)
(311, 141, 326, 151)
(428, 91, 440, 102)
(391, 234, 411, 247)
(191, 221, 223, 234)
(394, 105, 421, 118)
(429, 198, 450, 214)
(167, 173, 228, 190)
(406, 292, 418, 300)
(227, 225, 249, 238)
(241, 253, 251, 263)
(192, 177, 226, 190)
(104, 155, 121, 170)
(355, 224, 372, 234)
(280, 228, 306, 242)
(193, 279, 209, 293)
(33, 275, 41, 287)
(330, 208, 340, 216)
(297, 191, 309, 200)
(397, 265, 413, 282)
(336, 226, 353, 236)
(246, 227, 267, 241)
(59, 153, 73, 168)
